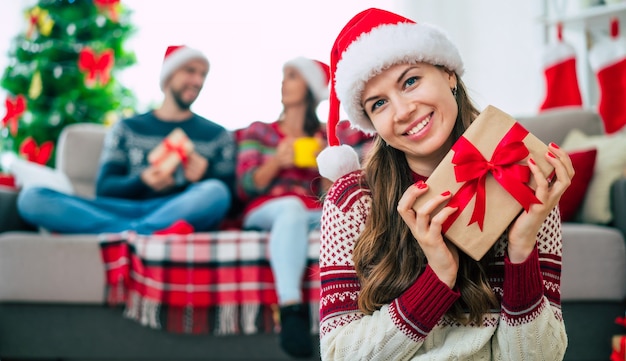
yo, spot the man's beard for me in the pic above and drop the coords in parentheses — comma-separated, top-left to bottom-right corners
(171, 87, 197, 111)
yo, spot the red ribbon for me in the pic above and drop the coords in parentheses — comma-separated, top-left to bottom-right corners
(442, 123, 542, 232)
(2, 95, 26, 136)
(19, 136, 54, 165)
(152, 139, 189, 168)
(78, 47, 114, 87)
(612, 336, 626, 361)
(616, 316, 626, 327)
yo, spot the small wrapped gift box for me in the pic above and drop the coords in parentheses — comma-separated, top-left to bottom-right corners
(412, 105, 554, 260)
(613, 335, 626, 361)
(293, 137, 322, 168)
(147, 128, 194, 175)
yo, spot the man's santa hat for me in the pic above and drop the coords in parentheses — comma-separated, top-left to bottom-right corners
(317, 8, 464, 181)
(283, 57, 330, 104)
(160, 45, 209, 90)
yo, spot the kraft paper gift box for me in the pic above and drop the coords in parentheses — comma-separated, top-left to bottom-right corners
(412, 105, 554, 261)
(613, 335, 626, 361)
(147, 128, 194, 175)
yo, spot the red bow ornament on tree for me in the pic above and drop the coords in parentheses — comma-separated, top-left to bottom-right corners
(443, 123, 542, 232)
(19, 137, 54, 165)
(78, 47, 114, 87)
(2, 95, 26, 136)
(94, 0, 121, 22)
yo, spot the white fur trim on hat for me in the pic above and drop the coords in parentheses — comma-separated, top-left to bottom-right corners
(316, 144, 361, 182)
(335, 22, 464, 134)
(160, 46, 210, 90)
(284, 57, 329, 103)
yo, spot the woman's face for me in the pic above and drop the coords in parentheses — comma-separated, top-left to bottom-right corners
(361, 62, 458, 174)
(281, 66, 309, 107)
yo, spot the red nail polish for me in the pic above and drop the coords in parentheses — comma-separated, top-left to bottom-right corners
(414, 181, 427, 189)
(549, 142, 560, 149)
(441, 190, 451, 197)
(548, 152, 557, 158)
(529, 158, 536, 165)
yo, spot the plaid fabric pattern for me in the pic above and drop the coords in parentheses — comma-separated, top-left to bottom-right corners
(99, 230, 321, 335)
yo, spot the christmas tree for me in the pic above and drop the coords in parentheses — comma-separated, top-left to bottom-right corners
(0, 0, 137, 169)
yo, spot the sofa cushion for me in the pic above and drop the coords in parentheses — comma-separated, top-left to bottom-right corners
(56, 123, 107, 198)
(560, 223, 626, 301)
(0, 232, 105, 303)
(559, 148, 597, 222)
(562, 129, 626, 224)
(516, 107, 603, 145)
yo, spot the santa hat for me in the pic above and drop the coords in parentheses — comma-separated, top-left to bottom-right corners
(159, 45, 210, 90)
(283, 57, 330, 104)
(317, 8, 464, 182)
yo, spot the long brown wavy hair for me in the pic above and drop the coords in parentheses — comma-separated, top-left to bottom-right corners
(353, 73, 500, 324)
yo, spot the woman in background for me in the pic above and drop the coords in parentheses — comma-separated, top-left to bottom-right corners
(236, 57, 330, 358)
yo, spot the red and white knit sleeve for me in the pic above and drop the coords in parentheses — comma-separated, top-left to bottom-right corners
(495, 207, 568, 359)
(319, 171, 460, 360)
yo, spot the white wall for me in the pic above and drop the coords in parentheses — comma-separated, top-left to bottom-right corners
(1, 1, 550, 130)
(397, 0, 547, 117)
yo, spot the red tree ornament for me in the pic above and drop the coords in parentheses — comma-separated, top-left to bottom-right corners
(2, 95, 26, 136)
(19, 136, 54, 165)
(78, 47, 115, 87)
(94, 0, 120, 22)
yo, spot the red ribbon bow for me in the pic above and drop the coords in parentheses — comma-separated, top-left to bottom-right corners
(153, 139, 189, 168)
(442, 123, 542, 232)
(19, 136, 54, 165)
(78, 47, 114, 87)
(2, 95, 26, 136)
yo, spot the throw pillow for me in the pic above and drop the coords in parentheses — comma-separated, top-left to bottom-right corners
(561, 129, 626, 224)
(559, 148, 597, 222)
(6, 155, 74, 195)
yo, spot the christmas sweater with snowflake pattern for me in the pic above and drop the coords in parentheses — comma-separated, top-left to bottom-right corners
(319, 171, 568, 361)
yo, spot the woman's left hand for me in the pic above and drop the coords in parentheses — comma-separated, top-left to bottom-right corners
(507, 143, 575, 263)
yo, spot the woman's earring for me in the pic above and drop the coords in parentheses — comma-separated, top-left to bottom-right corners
(451, 85, 458, 97)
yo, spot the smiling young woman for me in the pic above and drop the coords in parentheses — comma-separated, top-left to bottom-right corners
(315, 8, 573, 361)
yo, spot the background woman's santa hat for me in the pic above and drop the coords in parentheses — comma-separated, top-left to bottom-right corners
(159, 45, 209, 90)
(317, 8, 465, 181)
(283, 57, 330, 104)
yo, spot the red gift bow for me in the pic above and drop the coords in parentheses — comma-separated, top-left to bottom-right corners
(442, 122, 542, 232)
(78, 47, 114, 87)
(2, 95, 26, 136)
(152, 138, 189, 168)
(612, 336, 626, 361)
(19, 136, 54, 165)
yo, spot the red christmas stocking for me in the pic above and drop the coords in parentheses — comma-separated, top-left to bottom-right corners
(540, 23, 583, 111)
(589, 17, 626, 134)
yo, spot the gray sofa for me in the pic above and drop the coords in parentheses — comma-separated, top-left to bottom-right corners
(0, 107, 624, 361)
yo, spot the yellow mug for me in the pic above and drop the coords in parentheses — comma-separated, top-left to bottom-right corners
(293, 137, 321, 168)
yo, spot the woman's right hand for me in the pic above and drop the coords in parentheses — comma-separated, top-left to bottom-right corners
(397, 181, 460, 288)
(274, 137, 295, 169)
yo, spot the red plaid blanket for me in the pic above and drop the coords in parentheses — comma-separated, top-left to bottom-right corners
(99, 230, 321, 335)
